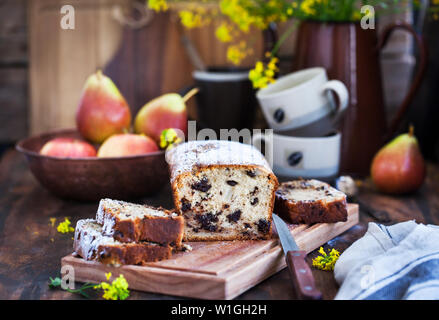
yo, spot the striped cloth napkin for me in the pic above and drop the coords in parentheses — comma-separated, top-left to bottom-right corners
(334, 220, 439, 300)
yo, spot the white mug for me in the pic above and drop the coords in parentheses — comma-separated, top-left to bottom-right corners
(252, 131, 341, 179)
(256, 67, 349, 133)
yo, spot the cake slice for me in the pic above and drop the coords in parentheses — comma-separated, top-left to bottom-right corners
(96, 199, 184, 247)
(166, 140, 279, 241)
(74, 219, 172, 266)
(274, 179, 347, 224)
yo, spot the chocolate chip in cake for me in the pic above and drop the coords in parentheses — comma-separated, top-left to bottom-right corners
(99, 250, 110, 259)
(226, 210, 242, 223)
(181, 198, 191, 212)
(195, 212, 219, 231)
(251, 197, 259, 206)
(226, 180, 238, 186)
(250, 186, 259, 196)
(191, 177, 212, 192)
(244, 223, 251, 229)
(257, 219, 271, 234)
(246, 170, 256, 177)
(223, 204, 230, 209)
(114, 230, 124, 239)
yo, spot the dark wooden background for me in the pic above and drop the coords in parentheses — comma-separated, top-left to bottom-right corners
(0, 0, 28, 145)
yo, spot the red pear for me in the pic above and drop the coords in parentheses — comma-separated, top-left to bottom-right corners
(134, 89, 198, 143)
(76, 70, 131, 143)
(97, 133, 158, 158)
(40, 137, 97, 158)
(371, 126, 426, 195)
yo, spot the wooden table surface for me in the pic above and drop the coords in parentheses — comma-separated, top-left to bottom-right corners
(1, 149, 438, 300)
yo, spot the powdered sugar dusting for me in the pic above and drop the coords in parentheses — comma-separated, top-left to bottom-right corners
(166, 140, 271, 182)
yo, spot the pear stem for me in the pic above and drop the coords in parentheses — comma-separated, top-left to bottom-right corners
(409, 124, 414, 137)
(96, 69, 103, 80)
(182, 88, 199, 103)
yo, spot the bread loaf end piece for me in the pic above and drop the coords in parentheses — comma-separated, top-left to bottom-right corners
(74, 219, 172, 266)
(275, 179, 348, 224)
(96, 199, 184, 247)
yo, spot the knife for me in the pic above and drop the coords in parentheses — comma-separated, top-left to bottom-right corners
(272, 213, 322, 300)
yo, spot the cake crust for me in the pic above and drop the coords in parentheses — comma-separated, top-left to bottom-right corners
(96, 199, 184, 246)
(275, 179, 347, 224)
(74, 219, 172, 266)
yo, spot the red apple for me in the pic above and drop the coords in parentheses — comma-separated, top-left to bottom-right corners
(40, 137, 97, 158)
(134, 89, 198, 143)
(76, 70, 131, 143)
(97, 133, 159, 158)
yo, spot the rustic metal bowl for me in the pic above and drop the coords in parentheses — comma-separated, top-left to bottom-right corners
(16, 129, 169, 201)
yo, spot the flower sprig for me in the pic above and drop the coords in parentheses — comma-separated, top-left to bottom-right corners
(227, 41, 254, 65)
(48, 272, 130, 300)
(56, 218, 75, 234)
(94, 273, 130, 300)
(312, 247, 341, 271)
(248, 53, 279, 89)
(48, 277, 96, 298)
(159, 128, 183, 149)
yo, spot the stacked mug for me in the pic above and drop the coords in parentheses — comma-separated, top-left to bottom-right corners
(253, 67, 349, 181)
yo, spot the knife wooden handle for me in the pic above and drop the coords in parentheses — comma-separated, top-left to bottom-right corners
(286, 250, 322, 300)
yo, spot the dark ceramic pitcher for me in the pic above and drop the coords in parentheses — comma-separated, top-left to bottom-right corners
(294, 21, 427, 176)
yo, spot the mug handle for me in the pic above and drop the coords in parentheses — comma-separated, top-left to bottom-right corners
(321, 80, 349, 115)
(252, 132, 273, 168)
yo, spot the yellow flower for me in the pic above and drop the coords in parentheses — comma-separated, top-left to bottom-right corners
(159, 128, 182, 150)
(312, 246, 341, 271)
(49, 217, 56, 227)
(220, 0, 257, 32)
(248, 55, 278, 89)
(215, 23, 233, 42)
(179, 7, 211, 29)
(57, 218, 74, 234)
(300, 0, 317, 16)
(94, 274, 129, 300)
(148, 0, 168, 12)
(352, 11, 361, 21)
(226, 41, 252, 65)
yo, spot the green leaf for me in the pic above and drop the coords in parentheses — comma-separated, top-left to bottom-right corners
(48, 277, 62, 288)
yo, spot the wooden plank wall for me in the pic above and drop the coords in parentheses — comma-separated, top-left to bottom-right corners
(28, 0, 265, 135)
(0, 0, 28, 143)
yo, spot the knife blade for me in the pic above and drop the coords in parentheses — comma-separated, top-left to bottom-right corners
(272, 213, 322, 300)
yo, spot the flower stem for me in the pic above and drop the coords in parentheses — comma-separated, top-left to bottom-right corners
(270, 20, 300, 58)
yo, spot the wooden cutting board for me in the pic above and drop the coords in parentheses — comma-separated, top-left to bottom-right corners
(61, 204, 359, 299)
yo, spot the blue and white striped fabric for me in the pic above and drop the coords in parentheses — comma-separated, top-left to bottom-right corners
(334, 220, 439, 300)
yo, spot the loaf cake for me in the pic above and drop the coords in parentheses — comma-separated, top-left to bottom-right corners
(74, 219, 172, 266)
(166, 140, 279, 241)
(96, 198, 184, 246)
(274, 179, 347, 224)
